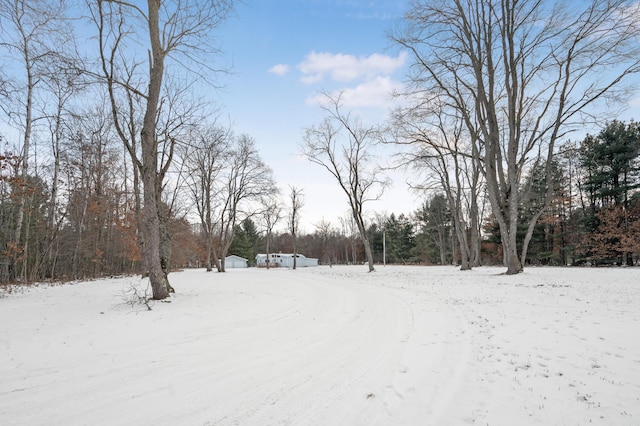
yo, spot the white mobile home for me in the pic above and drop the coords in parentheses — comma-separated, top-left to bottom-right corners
(255, 253, 318, 268)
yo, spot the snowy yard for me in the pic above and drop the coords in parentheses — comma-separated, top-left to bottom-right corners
(1, 265, 639, 425)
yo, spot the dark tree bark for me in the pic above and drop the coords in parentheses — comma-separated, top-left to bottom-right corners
(288, 186, 304, 270)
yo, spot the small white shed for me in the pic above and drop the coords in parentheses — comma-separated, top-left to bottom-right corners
(225, 255, 248, 268)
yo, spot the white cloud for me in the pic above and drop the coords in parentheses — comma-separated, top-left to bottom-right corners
(268, 64, 290, 76)
(298, 51, 407, 84)
(305, 76, 404, 109)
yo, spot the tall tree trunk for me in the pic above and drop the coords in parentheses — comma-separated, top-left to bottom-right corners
(450, 210, 471, 270)
(11, 62, 34, 282)
(46, 109, 62, 280)
(355, 216, 375, 272)
(158, 205, 174, 292)
(140, 0, 170, 300)
(505, 213, 522, 274)
(469, 158, 482, 267)
(469, 201, 481, 267)
(132, 158, 147, 276)
(265, 231, 271, 270)
(204, 229, 213, 271)
(437, 228, 446, 265)
(485, 133, 523, 274)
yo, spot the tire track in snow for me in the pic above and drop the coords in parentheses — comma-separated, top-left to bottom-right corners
(207, 269, 415, 425)
(314, 266, 476, 425)
(0, 267, 473, 426)
(4, 266, 638, 425)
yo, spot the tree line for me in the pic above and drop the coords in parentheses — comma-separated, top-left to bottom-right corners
(1, 0, 639, 294)
(382, 120, 640, 268)
(206, 118, 640, 271)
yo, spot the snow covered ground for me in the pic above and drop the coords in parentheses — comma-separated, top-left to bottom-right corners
(1, 265, 639, 425)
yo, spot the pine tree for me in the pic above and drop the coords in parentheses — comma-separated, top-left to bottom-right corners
(579, 121, 640, 265)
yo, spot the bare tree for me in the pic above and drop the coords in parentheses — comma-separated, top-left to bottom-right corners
(303, 93, 389, 272)
(392, 105, 484, 270)
(183, 123, 230, 271)
(288, 185, 304, 269)
(89, 0, 234, 297)
(314, 219, 336, 267)
(0, 0, 69, 280)
(89, 6, 148, 275)
(215, 135, 276, 272)
(393, 0, 640, 274)
(259, 195, 283, 270)
(155, 81, 207, 279)
(339, 212, 362, 264)
(36, 51, 87, 280)
(60, 106, 121, 279)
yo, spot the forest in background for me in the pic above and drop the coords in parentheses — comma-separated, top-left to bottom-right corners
(230, 119, 640, 269)
(1, 118, 638, 282)
(1, 0, 639, 286)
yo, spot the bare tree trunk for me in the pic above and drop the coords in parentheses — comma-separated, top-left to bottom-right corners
(132, 159, 147, 276)
(158, 203, 174, 292)
(261, 199, 282, 271)
(437, 228, 446, 265)
(140, 0, 169, 300)
(46, 105, 62, 279)
(12, 105, 30, 280)
(469, 154, 483, 267)
(470, 217, 481, 267)
(351, 239, 356, 264)
(1, 0, 37, 281)
(72, 191, 88, 280)
(355, 215, 375, 272)
(265, 232, 271, 270)
(289, 186, 304, 270)
(204, 230, 213, 271)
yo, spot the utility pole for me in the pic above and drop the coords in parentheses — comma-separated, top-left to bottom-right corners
(383, 230, 386, 267)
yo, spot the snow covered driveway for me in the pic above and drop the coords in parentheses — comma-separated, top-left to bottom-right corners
(1, 266, 639, 425)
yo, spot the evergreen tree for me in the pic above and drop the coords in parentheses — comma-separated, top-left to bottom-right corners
(581, 121, 640, 209)
(366, 223, 384, 264)
(229, 219, 259, 265)
(414, 194, 451, 265)
(384, 213, 416, 264)
(579, 120, 640, 265)
(242, 218, 260, 266)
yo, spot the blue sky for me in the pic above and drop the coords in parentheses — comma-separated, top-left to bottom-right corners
(212, 0, 640, 232)
(2, 1, 639, 235)
(215, 1, 415, 231)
